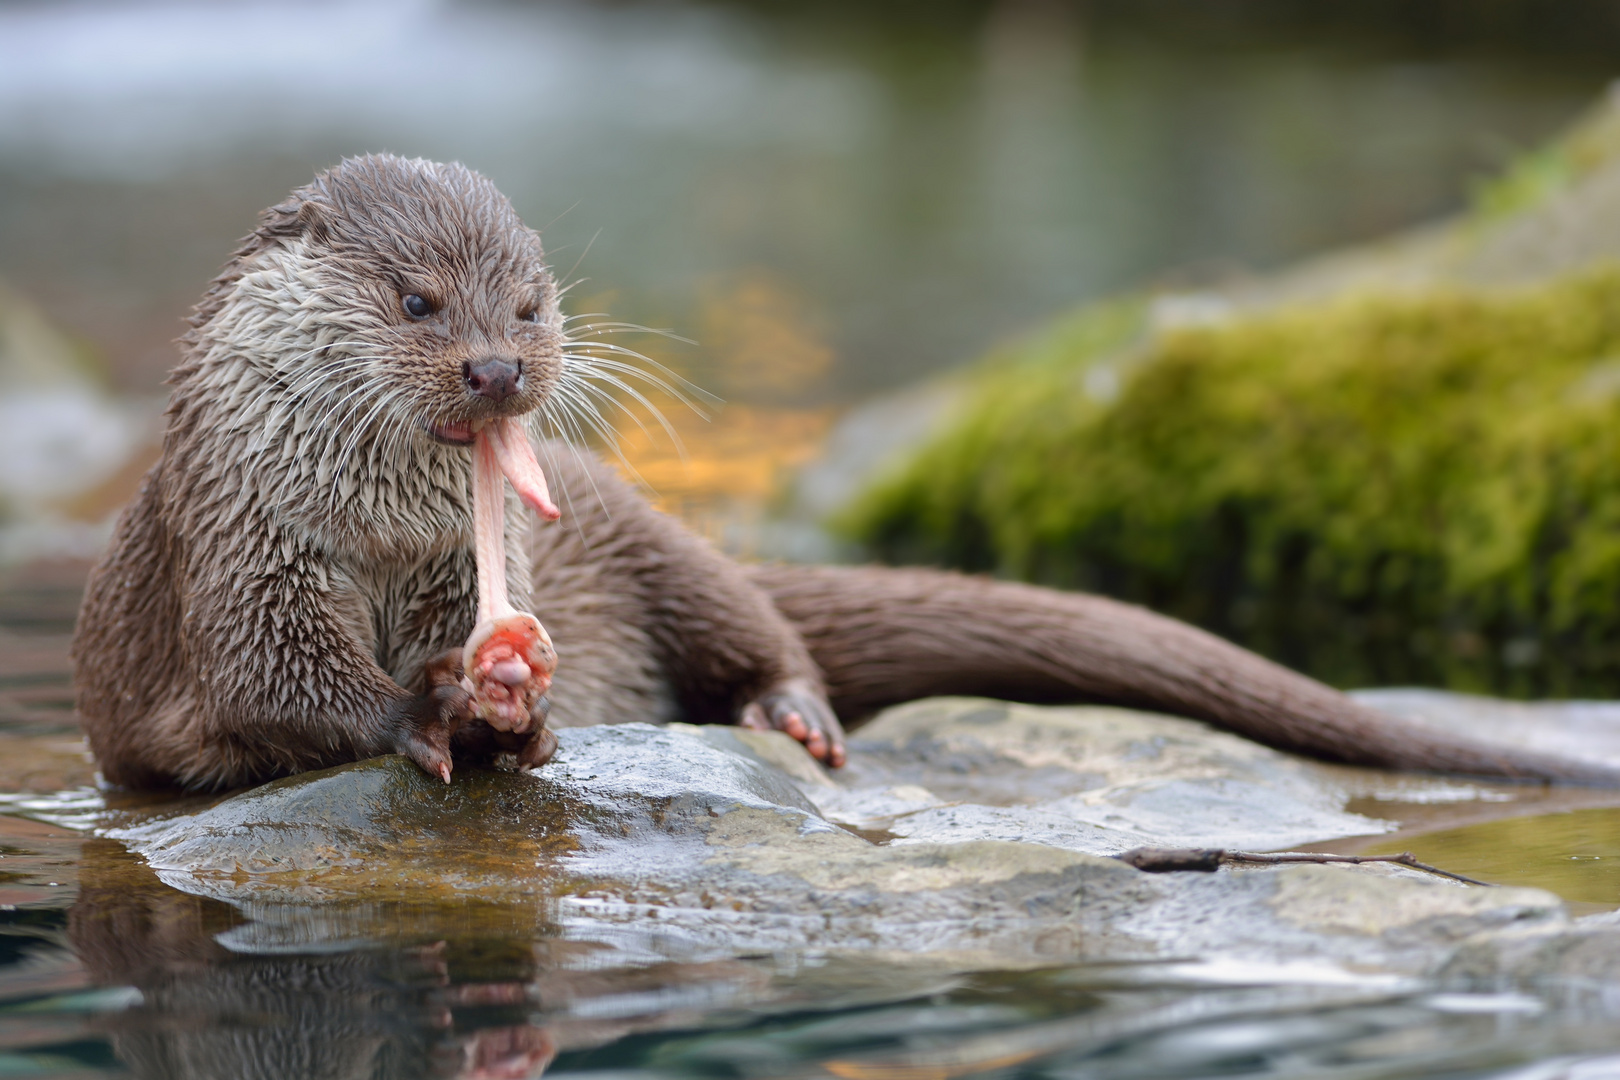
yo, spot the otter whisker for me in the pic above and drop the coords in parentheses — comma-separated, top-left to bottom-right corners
(557, 356, 696, 437)
(558, 373, 648, 442)
(532, 418, 601, 542)
(538, 400, 618, 521)
(547, 380, 664, 497)
(364, 403, 413, 506)
(300, 374, 387, 446)
(560, 339, 713, 402)
(564, 376, 677, 460)
(247, 338, 379, 380)
(553, 373, 634, 436)
(251, 375, 376, 449)
(236, 351, 381, 434)
(544, 383, 613, 453)
(549, 380, 624, 449)
(555, 227, 601, 295)
(564, 323, 698, 350)
(241, 337, 382, 391)
(379, 399, 423, 477)
(561, 360, 714, 429)
(561, 351, 711, 406)
(563, 366, 688, 456)
(249, 354, 395, 441)
(304, 378, 409, 496)
(562, 352, 698, 394)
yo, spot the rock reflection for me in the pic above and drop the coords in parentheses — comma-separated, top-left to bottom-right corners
(52, 832, 1620, 1080)
(68, 840, 558, 1079)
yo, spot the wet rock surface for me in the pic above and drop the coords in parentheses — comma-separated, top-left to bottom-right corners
(1356, 688, 1620, 771)
(99, 700, 1600, 985)
(817, 698, 1390, 853)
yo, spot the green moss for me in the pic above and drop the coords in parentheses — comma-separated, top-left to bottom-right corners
(842, 266, 1620, 695)
(843, 296, 1148, 569)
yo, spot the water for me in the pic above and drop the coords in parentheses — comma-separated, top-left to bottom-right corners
(10, 835, 1620, 1079)
(6, 876, 1620, 1079)
(1366, 806, 1620, 911)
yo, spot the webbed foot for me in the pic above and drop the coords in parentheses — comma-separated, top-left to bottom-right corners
(450, 691, 558, 769)
(738, 677, 846, 767)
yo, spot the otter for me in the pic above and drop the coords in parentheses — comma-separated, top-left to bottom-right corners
(71, 154, 1620, 791)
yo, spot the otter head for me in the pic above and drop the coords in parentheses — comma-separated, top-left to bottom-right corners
(179, 154, 566, 553)
(254, 153, 562, 440)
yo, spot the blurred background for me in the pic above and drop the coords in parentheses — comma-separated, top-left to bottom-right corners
(7, 0, 1620, 692)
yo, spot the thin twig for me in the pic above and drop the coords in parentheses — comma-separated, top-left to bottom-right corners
(1114, 846, 1494, 887)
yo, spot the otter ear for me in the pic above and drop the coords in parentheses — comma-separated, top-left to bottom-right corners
(295, 199, 331, 243)
(259, 194, 331, 244)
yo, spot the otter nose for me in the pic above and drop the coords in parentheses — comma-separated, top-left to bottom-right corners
(463, 357, 522, 403)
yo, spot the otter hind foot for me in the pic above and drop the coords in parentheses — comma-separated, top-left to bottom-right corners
(739, 677, 846, 768)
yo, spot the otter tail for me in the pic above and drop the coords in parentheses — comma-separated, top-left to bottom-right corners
(750, 563, 1620, 785)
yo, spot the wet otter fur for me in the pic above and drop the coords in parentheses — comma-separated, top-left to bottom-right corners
(72, 154, 1620, 791)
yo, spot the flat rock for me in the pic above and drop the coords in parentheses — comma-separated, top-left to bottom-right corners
(1439, 909, 1620, 985)
(103, 709, 1569, 983)
(815, 697, 1391, 853)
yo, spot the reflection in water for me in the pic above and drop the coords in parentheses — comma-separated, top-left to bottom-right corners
(42, 842, 1620, 1080)
(69, 841, 557, 1079)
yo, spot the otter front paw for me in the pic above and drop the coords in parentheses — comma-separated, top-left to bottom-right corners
(449, 693, 558, 770)
(388, 683, 472, 783)
(738, 677, 846, 767)
(515, 722, 558, 768)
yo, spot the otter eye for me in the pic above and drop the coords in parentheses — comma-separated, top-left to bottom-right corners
(518, 308, 540, 323)
(402, 294, 434, 319)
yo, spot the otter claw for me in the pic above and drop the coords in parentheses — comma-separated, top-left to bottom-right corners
(391, 681, 467, 782)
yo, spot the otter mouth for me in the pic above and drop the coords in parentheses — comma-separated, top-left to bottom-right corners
(426, 419, 478, 446)
(426, 411, 544, 448)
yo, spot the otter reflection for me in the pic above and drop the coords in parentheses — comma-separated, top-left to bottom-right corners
(68, 840, 556, 1079)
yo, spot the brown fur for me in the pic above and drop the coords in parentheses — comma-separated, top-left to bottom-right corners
(72, 154, 1620, 791)
(753, 564, 1620, 784)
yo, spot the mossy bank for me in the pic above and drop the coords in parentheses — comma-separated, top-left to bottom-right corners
(842, 266, 1620, 696)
